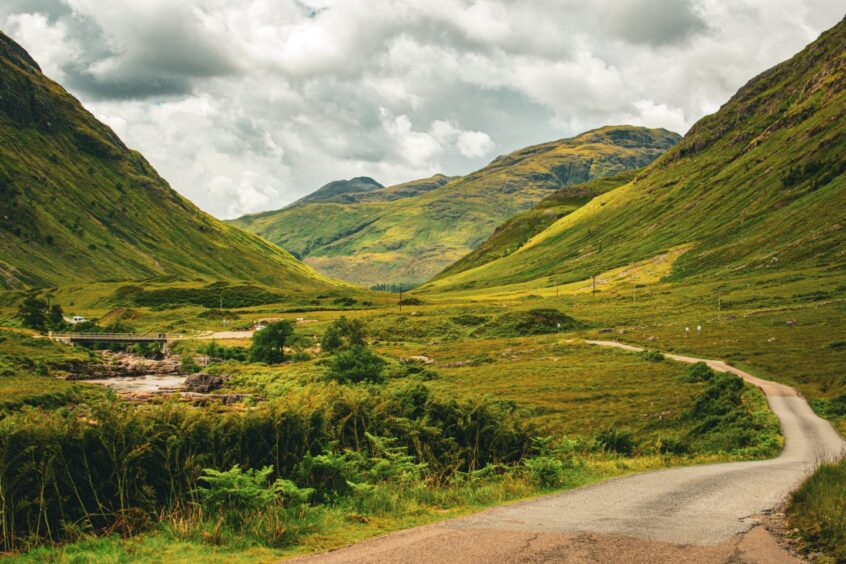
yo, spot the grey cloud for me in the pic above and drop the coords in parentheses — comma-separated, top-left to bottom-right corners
(607, 0, 709, 46)
(1, 0, 843, 219)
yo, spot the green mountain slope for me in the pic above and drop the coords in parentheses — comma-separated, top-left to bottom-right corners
(0, 32, 339, 291)
(233, 127, 680, 286)
(437, 169, 639, 279)
(421, 17, 846, 295)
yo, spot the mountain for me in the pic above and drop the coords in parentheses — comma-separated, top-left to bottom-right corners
(232, 126, 681, 286)
(0, 32, 339, 291)
(231, 174, 455, 263)
(421, 17, 846, 295)
(289, 176, 384, 207)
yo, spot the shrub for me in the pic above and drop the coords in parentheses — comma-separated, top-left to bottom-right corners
(640, 349, 664, 362)
(181, 356, 200, 373)
(595, 429, 636, 456)
(202, 341, 247, 362)
(680, 361, 714, 382)
(657, 436, 689, 455)
(684, 373, 779, 454)
(132, 342, 161, 358)
(325, 346, 386, 385)
(321, 316, 366, 353)
(250, 321, 294, 364)
(198, 465, 312, 517)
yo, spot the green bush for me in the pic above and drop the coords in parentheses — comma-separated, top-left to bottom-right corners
(198, 465, 312, 516)
(657, 436, 689, 455)
(640, 349, 664, 362)
(203, 341, 248, 362)
(321, 316, 366, 353)
(181, 355, 200, 373)
(685, 373, 778, 455)
(595, 429, 636, 456)
(325, 346, 386, 385)
(680, 361, 714, 382)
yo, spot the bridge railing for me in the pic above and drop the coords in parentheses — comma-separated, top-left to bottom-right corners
(49, 332, 171, 341)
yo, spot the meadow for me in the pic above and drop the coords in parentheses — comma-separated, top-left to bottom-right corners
(0, 275, 795, 562)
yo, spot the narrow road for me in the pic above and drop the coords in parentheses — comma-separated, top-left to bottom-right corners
(288, 341, 845, 563)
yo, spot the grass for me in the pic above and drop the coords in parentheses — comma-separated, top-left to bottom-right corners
(787, 459, 846, 562)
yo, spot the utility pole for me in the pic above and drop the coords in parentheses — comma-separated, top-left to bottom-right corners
(592, 275, 597, 297)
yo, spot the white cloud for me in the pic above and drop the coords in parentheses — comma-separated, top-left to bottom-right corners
(1, 0, 843, 218)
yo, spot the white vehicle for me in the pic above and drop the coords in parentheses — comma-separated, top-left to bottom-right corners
(71, 316, 87, 324)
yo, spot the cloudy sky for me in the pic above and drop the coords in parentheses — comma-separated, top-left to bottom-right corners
(1, 1, 843, 219)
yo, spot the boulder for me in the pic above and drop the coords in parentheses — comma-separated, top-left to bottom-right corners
(184, 373, 228, 393)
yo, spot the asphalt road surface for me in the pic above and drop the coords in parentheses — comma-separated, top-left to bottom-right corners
(288, 341, 845, 563)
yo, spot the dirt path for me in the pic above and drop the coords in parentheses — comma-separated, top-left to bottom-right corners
(287, 341, 845, 563)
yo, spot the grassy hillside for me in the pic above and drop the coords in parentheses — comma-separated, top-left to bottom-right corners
(438, 170, 639, 278)
(232, 127, 680, 286)
(231, 174, 454, 261)
(0, 32, 339, 292)
(422, 17, 846, 295)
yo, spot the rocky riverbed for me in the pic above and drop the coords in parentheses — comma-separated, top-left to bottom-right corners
(64, 351, 257, 404)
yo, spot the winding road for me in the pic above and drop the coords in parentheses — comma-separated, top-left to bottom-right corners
(288, 341, 845, 563)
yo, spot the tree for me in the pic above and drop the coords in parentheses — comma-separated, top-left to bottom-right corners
(47, 304, 65, 331)
(321, 316, 366, 353)
(249, 320, 294, 364)
(17, 296, 48, 331)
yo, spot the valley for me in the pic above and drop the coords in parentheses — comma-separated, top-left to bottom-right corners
(0, 9, 844, 564)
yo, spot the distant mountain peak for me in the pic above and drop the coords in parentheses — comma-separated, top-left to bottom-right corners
(288, 176, 384, 207)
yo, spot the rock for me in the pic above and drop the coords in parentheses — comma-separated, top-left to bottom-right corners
(647, 336, 658, 342)
(67, 351, 181, 380)
(785, 319, 797, 326)
(403, 355, 434, 365)
(599, 328, 614, 334)
(184, 373, 228, 393)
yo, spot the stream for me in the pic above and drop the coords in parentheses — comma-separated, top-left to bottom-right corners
(85, 374, 188, 393)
